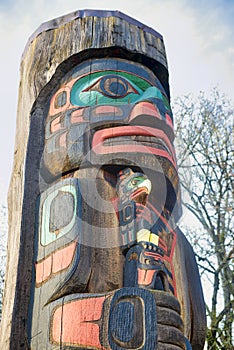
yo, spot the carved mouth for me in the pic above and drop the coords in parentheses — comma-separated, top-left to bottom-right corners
(92, 126, 177, 168)
(103, 135, 171, 154)
(131, 186, 149, 197)
(130, 187, 149, 205)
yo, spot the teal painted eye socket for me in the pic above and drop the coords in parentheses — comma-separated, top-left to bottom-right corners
(70, 71, 148, 106)
(127, 176, 145, 189)
(82, 74, 139, 99)
(70, 70, 168, 108)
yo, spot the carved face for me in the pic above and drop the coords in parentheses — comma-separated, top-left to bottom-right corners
(43, 59, 177, 185)
(29, 58, 181, 348)
(116, 167, 152, 205)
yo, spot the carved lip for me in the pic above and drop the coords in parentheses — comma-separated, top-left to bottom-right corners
(130, 187, 149, 205)
(131, 187, 149, 198)
(92, 126, 177, 168)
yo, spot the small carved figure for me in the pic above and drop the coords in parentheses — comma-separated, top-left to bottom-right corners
(1, 10, 206, 350)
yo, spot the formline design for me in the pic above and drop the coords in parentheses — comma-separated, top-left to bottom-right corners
(0, 9, 206, 350)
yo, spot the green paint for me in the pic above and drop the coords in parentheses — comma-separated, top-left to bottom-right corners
(41, 185, 77, 246)
(127, 176, 146, 190)
(70, 71, 164, 107)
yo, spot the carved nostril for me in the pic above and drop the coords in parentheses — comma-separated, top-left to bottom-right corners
(129, 101, 162, 122)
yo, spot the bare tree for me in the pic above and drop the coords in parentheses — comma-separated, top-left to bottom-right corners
(174, 88, 234, 349)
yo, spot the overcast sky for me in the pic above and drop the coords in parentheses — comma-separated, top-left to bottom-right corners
(0, 0, 233, 202)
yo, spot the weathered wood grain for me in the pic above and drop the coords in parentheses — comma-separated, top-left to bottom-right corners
(1, 11, 168, 349)
(0, 9, 206, 350)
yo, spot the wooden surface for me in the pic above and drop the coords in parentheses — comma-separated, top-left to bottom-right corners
(0, 9, 206, 350)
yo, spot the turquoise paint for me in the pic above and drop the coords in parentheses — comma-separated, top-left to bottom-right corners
(127, 176, 146, 190)
(70, 71, 165, 107)
(41, 184, 77, 246)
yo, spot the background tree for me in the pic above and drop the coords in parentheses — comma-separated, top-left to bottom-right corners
(174, 88, 234, 349)
(0, 88, 233, 343)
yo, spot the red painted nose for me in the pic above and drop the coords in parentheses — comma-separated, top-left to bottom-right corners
(129, 101, 162, 121)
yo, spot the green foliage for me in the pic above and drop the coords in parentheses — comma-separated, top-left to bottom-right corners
(174, 88, 234, 348)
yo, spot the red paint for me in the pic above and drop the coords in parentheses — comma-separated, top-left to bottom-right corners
(130, 187, 149, 199)
(49, 86, 71, 116)
(92, 105, 123, 116)
(144, 251, 164, 260)
(51, 296, 106, 348)
(138, 268, 155, 285)
(71, 108, 86, 124)
(165, 113, 174, 129)
(136, 204, 152, 224)
(50, 116, 64, 133)
(158, 238, 168, 253)
(147, 202, 173, 233)
(147, 202, 177, 296)
(92, 126, 177, 168)
(35, 241, 77, 285)
(52, 241, 77, 273)
(129, 101, 161, 122)
(35, 255, 52, 284)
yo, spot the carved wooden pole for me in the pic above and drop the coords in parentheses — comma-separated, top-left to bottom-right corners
(0, 10, 206, 349)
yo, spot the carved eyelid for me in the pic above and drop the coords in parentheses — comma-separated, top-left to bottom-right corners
(81, 74, 139, 98)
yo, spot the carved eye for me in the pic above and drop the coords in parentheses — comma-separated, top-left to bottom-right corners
(127, 176, 143, 189)
(54, 91, 67, 108)
(144, 258, 151, 265)
(131, 179, 139, 186)
(82, 75, 139, 99)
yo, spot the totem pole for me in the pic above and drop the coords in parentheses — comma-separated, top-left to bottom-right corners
(0, 10, 206, 349)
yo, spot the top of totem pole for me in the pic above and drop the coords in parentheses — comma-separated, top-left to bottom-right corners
(27, 10, 163, 44)
(22, 9, 170, 98)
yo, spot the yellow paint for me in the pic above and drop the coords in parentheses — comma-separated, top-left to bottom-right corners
(137, 229, 150, 242)
(149, 233, 159, 245)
